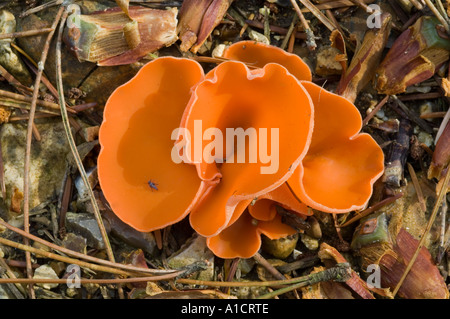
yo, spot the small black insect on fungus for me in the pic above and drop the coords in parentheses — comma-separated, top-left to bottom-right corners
(147, 180, 158, 191)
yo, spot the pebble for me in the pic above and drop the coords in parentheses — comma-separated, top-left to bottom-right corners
(74, 167, 98, 203)
(65, 212, 105, 250)
(301, 233, 319, 251)
(33, 264, 59, 290)
(261, 233, 298, 259)
(212, 44, 227, 58)
(101, 208, 158, 256)
(420, 101, 433, 118)
(305, 216, 322, 239)
(61, 232, 87, 254)
(248, 30, 270, 45)
(417, 131, 433, 148)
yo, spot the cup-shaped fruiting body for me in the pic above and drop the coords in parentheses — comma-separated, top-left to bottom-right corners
(98, 57, 206, 232)
(287, 81, 385, 213)
(223, 40, 312, 81)
(179, 61, 314, 237)
(98, 40, 385, 260)
(206, 183, 308, 258)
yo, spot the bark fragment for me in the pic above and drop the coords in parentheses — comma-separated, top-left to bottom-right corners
(64, 6, 178, 66)
(375, 16, 450, 95)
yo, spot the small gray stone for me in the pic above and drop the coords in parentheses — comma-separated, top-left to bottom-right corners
(65, 212, 105, 250)
(74, 166, 98, 203)
(61, 232, 87, 254)
(101, 208, 158, 256)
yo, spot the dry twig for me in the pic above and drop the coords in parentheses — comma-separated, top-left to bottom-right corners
(424, 0, 450, 33)
(22, 6, 65, 299)
(289, 0, 317, 50)
(0, 28, 54, 40)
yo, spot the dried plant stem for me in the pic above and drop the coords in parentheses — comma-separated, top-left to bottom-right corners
(409, 0, 425, 10)
(0, 65, 42, 141)
(0, 89, 75, 113)
(399, 92, 442, 101)
(0, 236, 136, 277)
(0, 272, 184, 285)
(436, 200, 448, 263)
(0, 100, 57, 115)
(339, 193, 403, 227)
(300, 0, 372, 11)
(280, 15, 298, 50)
(262, 6, 271, 43)
(325, 9, 344, 34)
(424, 0, 450, 33)
(239, 13, 254, 37)
(296, 0, 336, 31)
(362, 95, 389, 126)
(55, 6, 117, 268)
(0, 28, 54, 40)
(420, 111, 447, 119)
(177, 263, 351, 288)
(289, 0, 317, 50)
(0, 218, 176, 276)
(257, 263, 351, 299)
(391, 95, 434, 134)
(434, 0, 450, 23)
(254, 252, 286, 281)
(22, 6, 65, 299)
(406, 163, 426, 212)
(333, 214, 344, 241)
(393, 164, 450, 296)
(55, 8, 126, 298)
(350, 0, 369, 11)
(285, 23, 295, 53)
(70, 102, 97, 113)
(244, 19, 307, 40)
(20, 0, 64, 18)
(9, 113, 57, 121)
(0, 256, 26, 298)
(0, 64, 31, 92)
(10, 43, 38, 68)
(0, 139, 5, 200)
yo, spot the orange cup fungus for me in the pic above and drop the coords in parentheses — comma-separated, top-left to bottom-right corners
(98, 41, 385, 259)
(179, 61, 313, 237)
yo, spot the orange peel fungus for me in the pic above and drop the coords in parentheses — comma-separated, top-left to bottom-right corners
(179, 60, 314, 237)
(98, 41, 385, 259)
